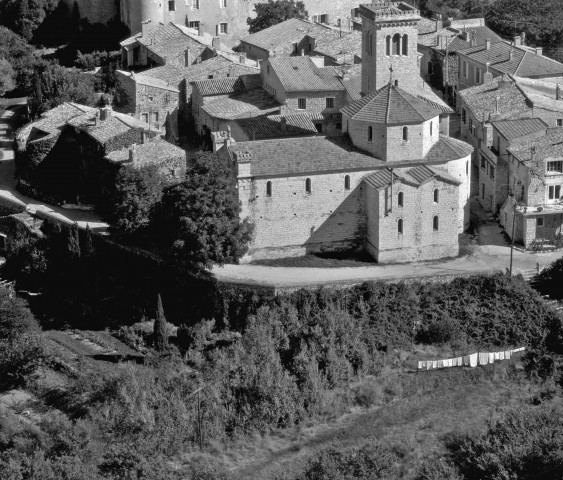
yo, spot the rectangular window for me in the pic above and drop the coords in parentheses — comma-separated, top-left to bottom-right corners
(168, 0, 175, 11)
(462, 109, 466, 124)
(221, 0, 227, 7)
(537, 217, 544, 227)
(469, 118, 473, 134)
(220, 23, 228, 34)
(548, 185, 561, 200)
(153, 112, 159, 123)
(193, 0, 199, 9)
(141, 113, 149, 123)
(558, 119, 563, 126)
(475, 67, 481, 83)
(326, 97, 335, 109)
(547, 161, 563, 173)
(320, 14, 328, 24)
(490, 165, 495, 179)
(189, 21, 199, 29)
(298, 98, 306, 110)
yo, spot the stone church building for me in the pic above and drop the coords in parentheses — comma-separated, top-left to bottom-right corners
(214, 1, 473, 263)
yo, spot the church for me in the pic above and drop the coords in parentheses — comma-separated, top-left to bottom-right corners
(214, 1, 473, 263)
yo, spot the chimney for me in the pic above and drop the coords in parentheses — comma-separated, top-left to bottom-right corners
(436, 13, 443, 30)
(495, 96, 500, 113)
(301, 48, 305, 56)
(485, 38, 491, 50)
(513, 35, 521, 47)
(239, 52, 247, 64)
(184, 49, 191, 67)
(141, 20, 152, 37)
(198, 22, 204, 37)
(509, 49, 514, 61)
(212, 36, 220, 50)
(535, 47, 543, 56)
(129, 144, 137, 164)
(99, 106, 112, 121)
(470, 38, 476, 47)
(95, 114, 100, 127)
(484, 62, 493, 83)
(557, 83, 562, 100)
(226, 125, 231, 139)
(280, 116, 287, 133)
(141, 131, 148, 144)
(521, 32, 526, 45)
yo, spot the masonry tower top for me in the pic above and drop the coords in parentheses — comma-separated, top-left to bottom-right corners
(360, 1, 421, 94)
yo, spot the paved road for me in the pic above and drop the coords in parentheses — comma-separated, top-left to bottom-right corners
(212, 200, 563, 287)
(0, 108, 108, 232)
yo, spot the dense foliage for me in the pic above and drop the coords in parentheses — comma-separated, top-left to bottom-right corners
(0, 0, 59, 41)
(534, 257, 563, 300)
(0, 59, 16, 96)
(247, 0, 308, 34)
(151, 151, 253, 268)
(0, 285, 46, 389)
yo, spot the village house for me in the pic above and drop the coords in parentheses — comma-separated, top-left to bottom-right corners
(115, 55, 259, 142)
(457, 34, 563, 91)
(210, 1, 473, 264)
(16, 105, 185, 208)
(500, 128, 563, 249)
(458, 75, 563, 208)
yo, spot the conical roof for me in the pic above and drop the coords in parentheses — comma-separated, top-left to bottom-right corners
(341, 83, 442, 124)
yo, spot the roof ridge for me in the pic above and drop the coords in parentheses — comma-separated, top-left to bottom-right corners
(385, 84, 393, 124)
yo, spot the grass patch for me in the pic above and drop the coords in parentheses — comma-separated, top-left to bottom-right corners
(252, 251, 376, 268)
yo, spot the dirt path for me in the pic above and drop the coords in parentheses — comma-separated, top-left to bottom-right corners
(224, 368, 530, 479)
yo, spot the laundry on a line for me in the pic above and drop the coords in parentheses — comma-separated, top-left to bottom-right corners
(417, 347, 525, 370)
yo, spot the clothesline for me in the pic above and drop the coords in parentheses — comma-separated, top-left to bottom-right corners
(417, 347, 525, 371)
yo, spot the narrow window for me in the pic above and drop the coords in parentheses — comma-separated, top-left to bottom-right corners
(402, 126, 408, 141)
(221, 0, 227, 7)
(402, 34, 408, 55)
(428, 61, 433, 75)
(386, 35, 391, 56)
(433, 216, 439, 231)
(266, 181, 272, 196)
(537, 217, 544, 227)
(398, 218, 404, 235)
(368, 125, 373, 141)
(392, 34, 401, 55)
(558, 119, 563, 127)
(433, 189, 439, 203)
(305, 178, 312, 193)
(168, 0, 175, 11)
(298, 98, 307, 110)
(466, 161, 469, 175)
(462, 109, 466, 124)
(344, 175, 350, 190)
(141, 113, 149, 123)
(193, 0, 199, 9)
(398, 191, 404, 207)
(430, 122, 433, 136)
(370, 34, 374, 55)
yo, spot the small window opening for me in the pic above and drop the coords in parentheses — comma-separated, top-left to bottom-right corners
(398, 218, 403, 234)
(433, 215, 439, 231)
(402, 126, 409, 141)
(305, 178, 312, 193)
(266, 181, 272, 197)
(433, 189, 439, 203)
(344, 175, 350, 190)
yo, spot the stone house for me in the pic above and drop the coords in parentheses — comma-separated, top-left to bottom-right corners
(458, 75, 563, 207)
(457, 35, 563, 91)
(500, 128, 563, 249)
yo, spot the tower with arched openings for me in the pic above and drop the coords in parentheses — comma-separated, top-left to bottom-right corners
(359, 1, 421, 95)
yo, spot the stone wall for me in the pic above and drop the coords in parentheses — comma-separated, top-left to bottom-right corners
(63, 0, 119, 25)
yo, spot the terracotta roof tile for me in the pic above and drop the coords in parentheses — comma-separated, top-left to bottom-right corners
(202, 88, 280, 120)
(105, 138, 185, 165)
(268, 56, 345, 92)
(492, 118, 548, 140)
(234, 113, 318, 140)
(508, 128, 563, 165)
(194, 77, 247, 96)
(312, 31, 362, 64)
(341, 83, 442, 123)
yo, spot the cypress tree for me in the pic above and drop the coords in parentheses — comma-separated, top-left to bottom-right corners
(83, 224, 94, 258)
(67, 223, 81, 261)
(154, 293, 168, 351)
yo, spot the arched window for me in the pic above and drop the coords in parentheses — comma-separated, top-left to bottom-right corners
(392, 34, 401, 55)
(430, 122, 433, 136)
(402, 126, 409, 141)
(433, 189, 439, 203)
(305, 178, 312, 193)
(433, 215, 439, 231)
(402, 34, 408, 55)
(398, 191, 404, 207)
(386, 35, 391, 56)
(266, 181, 272, 196)
(368, 125, 373, 141)
(344, 175, 350, 190)
(398, 218, 403, 234)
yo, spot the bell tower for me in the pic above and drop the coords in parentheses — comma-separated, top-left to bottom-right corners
(360, 1, 421, 95)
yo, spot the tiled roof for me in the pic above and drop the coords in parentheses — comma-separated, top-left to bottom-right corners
(343, 76, 362, 101)
(239, 18, 330, 51)
(341, 83, 442, 123)
(419, 26, 502, 52)
(459, 42, 563, 77)
(118, 70, 180, 91)
(313, 31, 362, 64)
(230, 135, 383, 176)
(459, 77, 531, 121)
(492, 118, 548, 140)
(202, 88, 281, 120)
(105, 138, 185, 165)
(513, 75, 563, 113)
(194, 77, 246, 96)
(268, 56, 345, 92)
(234, 113, 318, 140)
(417, 28, 458, 47)
(135, 23, 204, 61)
(67, 108, 151, 145)
(18, 103, 95, 143)
(508, 128, 563, 165)
(365, 164, 461, 189)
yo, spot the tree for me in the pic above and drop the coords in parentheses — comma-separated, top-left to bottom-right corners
(247, 0, 308, 34)
(534, 257, 563, 300)
(0, 0, 60, 41)
(153, 294, 169, 351)
(151, 151, 253, 268)
(109, 164, 166, 235)
(0, 59, 16, 96)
